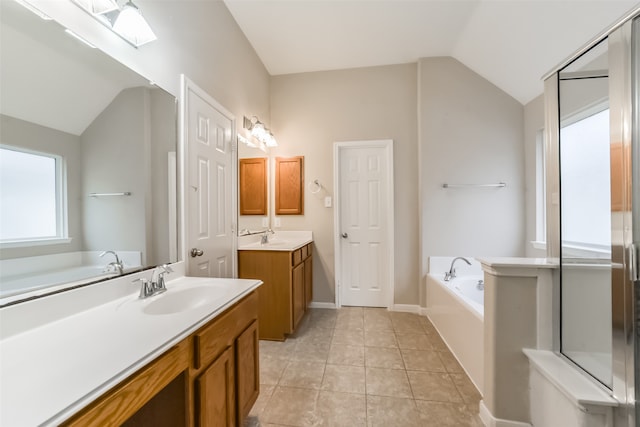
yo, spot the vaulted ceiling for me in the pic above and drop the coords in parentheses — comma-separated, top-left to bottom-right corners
(224, 0, 639, 104)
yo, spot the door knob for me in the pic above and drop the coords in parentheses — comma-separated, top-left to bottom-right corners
(341, 233, 348, 239)
(190, 248, 204, 257)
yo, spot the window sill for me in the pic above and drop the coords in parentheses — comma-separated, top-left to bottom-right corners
(530, 241, 547, 250)
(0, 238, 73, 249)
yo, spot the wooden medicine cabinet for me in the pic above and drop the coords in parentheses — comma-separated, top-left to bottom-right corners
(275, 156, 304, 215)
(239, 157, 267, 215)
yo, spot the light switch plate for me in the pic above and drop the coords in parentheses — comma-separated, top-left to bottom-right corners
(274, 217, 281, 227)
(324, 196, 332, 208)
(262, 217, 269, 227)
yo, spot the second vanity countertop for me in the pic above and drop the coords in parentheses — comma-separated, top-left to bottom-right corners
(238, 230, 313, 251)
(0, 273, 262, 426)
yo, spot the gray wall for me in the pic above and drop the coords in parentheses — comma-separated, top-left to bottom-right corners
(524, 94, 545, 257)
(81, 88, 149, 260)
(418, 57, 526, 303)
(270, 64, 419, 305)
(0, 114, 83, 259)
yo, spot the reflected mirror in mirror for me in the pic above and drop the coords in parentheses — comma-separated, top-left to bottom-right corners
(558, 37, 612, 388)
(0, 0, 178, 305)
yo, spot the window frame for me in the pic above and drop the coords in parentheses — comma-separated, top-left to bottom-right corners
(0, 145, 70, 248)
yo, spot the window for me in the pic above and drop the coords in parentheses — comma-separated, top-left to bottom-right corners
(0, 146, 68, 246)
(559, 107, 611, 257)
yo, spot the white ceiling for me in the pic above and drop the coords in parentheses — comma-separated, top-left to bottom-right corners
(224, 0, 639, 105)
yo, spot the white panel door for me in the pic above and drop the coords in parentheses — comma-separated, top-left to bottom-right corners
(184, 78, 235, 278)
(337, 141, 393, 307)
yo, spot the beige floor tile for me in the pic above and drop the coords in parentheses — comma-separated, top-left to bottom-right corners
(259, 339, 296, 360)
(395, 332, 433, 350)
(438, 350, 464, 373)
(248, 384, 274, 417)
(365, 367, 413, 398)
(309, 312, 337, 329)
(451, 373, 482, 405)
(332, 328, 365, 346)
(335, 316, 365, 330)
(261, 386, 319, 427)
(280, 360, 326, 389)
(407, 371, 463, 402)
(327, 343, 365, 366)
(401, 349, 447, 372)
(429, 332, 451, 352)
(415, 400, 482, 427)
(364, 330, 398, 348)
(392, 319, 426, 334)
(314, 391, 367, 426)
(260, 355, 289, 385)
(321, 364, 366, 394)
(294, 327, 334, 346)
(292, 340, 331, 363)
(365, 347, 405, 369)
(363, 316, 394, 331)
(366, 395, 421, 427)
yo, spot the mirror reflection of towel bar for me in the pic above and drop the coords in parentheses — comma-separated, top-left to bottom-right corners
(89, 192, 132, 197)
(442, 183, 506, 189)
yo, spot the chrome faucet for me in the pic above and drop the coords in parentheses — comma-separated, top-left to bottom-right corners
(132, 264, 174, 299)
(239, 228, 274, 244)
(151, 264, 173, 295)
(100, 250, 124, 275)
(444, 257, 472, 281)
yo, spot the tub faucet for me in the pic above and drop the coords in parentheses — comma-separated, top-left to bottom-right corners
(444, 257, 471, 281)
(100, 250, 123, 275)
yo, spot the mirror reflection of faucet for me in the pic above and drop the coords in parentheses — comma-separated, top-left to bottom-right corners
(100, 250, 124, 275)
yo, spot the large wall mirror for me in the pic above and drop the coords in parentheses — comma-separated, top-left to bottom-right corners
(0, 0, 178, 305)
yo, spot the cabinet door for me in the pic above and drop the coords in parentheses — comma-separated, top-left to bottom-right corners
(275, 156, 304, 215)
(304, 255, 313, 308)
(196, 346, 235, 427)
(235, 321, 259, 423)
(239, 157, 267, 215)
(292, 262, 305, 328)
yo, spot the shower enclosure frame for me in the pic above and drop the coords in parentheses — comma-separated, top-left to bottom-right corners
(543, 6, 639, 426)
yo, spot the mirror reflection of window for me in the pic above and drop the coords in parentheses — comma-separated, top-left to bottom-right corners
(0, 146, 65, 242)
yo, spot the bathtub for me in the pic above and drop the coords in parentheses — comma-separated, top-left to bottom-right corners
(0, 251, 142, 302)
(426, 257, 484, 393)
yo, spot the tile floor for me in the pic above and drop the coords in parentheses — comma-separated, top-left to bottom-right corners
(245, 307, 483, 427)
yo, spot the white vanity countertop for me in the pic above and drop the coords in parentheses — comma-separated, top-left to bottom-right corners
(238, 230, 313, 251)
(0, 275, 262, 426)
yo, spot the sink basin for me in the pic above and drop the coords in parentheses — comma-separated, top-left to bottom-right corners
(143, 286, 224, 315)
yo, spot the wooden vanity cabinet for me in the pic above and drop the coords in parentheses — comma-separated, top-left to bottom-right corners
(238, 244, 313, 341)
(193, 291, 259, 426)
(62, 291, 259, 427)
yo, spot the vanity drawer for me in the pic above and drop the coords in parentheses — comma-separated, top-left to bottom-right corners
(292, 248, 303, 266)
(194, 291, 258, 370)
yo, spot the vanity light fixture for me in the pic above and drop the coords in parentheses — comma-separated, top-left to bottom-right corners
(70, 0, 157, 47)
(71, 0, 118, 15)
(111, 1, 157, 46)
(243, 116, 278, 148)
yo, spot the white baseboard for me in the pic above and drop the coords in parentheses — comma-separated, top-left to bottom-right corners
(309, 302, 337, 309)
(479, 401, 531, 427)
(391, 304, 421, 314)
